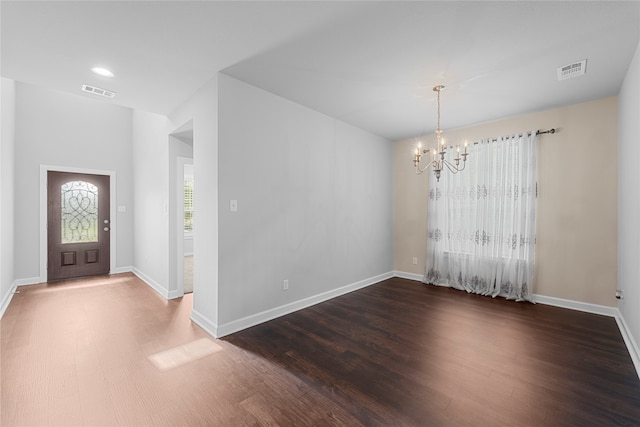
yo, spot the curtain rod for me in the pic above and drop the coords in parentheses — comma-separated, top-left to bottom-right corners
(469, 128, 557, 145)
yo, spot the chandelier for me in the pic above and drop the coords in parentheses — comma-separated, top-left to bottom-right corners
(413, 85, 469, 182)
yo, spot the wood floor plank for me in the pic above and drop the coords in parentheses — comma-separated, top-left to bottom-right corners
(2, 273, 639, 426)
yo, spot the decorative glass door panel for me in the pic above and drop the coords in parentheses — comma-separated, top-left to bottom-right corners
(61, 181, 99, 244)
(48, 172, 110, 281)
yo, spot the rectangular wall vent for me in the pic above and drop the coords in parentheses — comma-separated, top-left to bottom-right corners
(557, 60, 587, 81)
(82, 84, 116, 98)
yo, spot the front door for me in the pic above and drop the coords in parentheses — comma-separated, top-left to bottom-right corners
(47, 171, 110, 281)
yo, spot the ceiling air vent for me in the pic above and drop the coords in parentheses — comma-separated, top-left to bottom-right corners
(82, 84, 116, 98)
(557, 59, 587, 81)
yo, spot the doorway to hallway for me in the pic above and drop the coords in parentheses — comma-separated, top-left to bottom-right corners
(181, 161, 194, 294)
(170, 119, 194, 298)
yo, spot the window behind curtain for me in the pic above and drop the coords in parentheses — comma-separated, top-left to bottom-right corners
(425, 132, 537, 302)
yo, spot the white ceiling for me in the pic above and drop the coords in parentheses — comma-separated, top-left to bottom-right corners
(2, 1, 639, 141)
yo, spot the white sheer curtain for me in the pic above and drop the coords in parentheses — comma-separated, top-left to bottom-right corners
(425, 132, 537, 302)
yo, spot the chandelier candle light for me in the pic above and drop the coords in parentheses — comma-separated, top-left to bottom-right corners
(413, 85, 468, 182)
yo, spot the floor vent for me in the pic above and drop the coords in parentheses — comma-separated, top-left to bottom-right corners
(82, 84, 116, 98)
(557, 60, 587, 81)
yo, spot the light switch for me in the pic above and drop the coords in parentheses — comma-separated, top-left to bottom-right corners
(230, 200, 238, 212)
(118, 205, 126, 213)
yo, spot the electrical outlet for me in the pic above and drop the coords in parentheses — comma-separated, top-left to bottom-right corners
(283, 279, 289, 291)
(412, 257, 418, 265)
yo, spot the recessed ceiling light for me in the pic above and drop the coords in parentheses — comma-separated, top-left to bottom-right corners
(91, 67, 114, 78)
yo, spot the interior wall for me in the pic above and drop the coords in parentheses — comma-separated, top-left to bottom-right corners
(131, 110, 170, 294)
(394, 96, 618, 307)
(217, 74, 393, 328)
(1, 77, 16, 314)
(168, 77, 219, 331)
(618, 41, 640, 354)
(13, 82, 134, 281)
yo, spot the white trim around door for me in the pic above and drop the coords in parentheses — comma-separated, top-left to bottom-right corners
(39, 165, 117, 283)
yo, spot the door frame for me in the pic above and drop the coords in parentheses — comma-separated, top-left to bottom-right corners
(39, 165, 117, 283)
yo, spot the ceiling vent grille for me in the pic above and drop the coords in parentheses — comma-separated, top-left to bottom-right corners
(557, 60, 587, 81)
(82, 84, 116, 98)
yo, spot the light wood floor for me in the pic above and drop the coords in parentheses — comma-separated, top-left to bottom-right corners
(184, 256, 193, 294)
(2, 273, 639, 426)
(1, 273, 359, 426)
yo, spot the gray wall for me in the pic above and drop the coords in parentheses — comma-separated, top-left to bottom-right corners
(168, 77, 220, 332)
(131, 110, 170, 293)
(1, 78, 16, 313)
(618, 40, 640, 363)
(217, 74, 393, 329)
(13, 82, 134, 281)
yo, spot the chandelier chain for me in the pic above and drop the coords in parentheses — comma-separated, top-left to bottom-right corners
(436, 87, 441, 134)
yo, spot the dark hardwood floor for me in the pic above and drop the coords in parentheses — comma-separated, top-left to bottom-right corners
(226, 277, 640, 426)
(2, 273, 639, 426)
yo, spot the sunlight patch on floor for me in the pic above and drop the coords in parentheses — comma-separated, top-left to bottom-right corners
(148, 338, 223, 371)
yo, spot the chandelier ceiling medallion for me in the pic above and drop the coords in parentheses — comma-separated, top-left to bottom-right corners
(413, 85, 469, 182)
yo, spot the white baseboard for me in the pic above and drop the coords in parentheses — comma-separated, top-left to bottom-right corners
(191, 308, 218, 338)
(615, 313, 640, 379)
(393, 270, 424, 282)
(14, 276, 43, 287)
(0, 281, 18, 319)
(132, 268, 169, 299)
(111, 266, 133, 274)
(184, 252, 193, 257)
(132, 268, 182, 300)
(168, 289, 183, 300)
(532, 293, 619, 317)
(215, 271, 395, 338)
